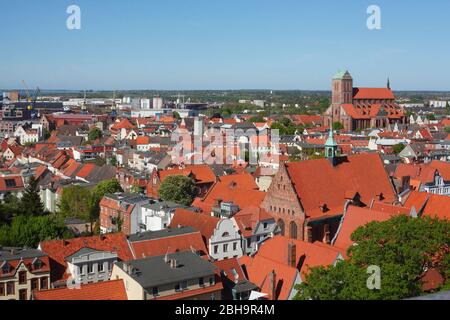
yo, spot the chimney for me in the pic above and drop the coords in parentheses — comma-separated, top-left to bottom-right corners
(170, 259, 178, 269)
(268, 270, 277, 300)
(287, 242, 296, 268)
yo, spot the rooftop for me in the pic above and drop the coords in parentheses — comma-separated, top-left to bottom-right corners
(116, 251, 217, 289)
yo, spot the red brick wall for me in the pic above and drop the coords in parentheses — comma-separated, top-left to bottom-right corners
(261, 163, 306, 240)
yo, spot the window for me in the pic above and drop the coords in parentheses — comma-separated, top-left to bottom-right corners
(0, 283, 4, 296)
(19, 271, 27, 284)
(7, 282, 15, 295)
(223, 244, 228, 253)
(181, 281, 188, 290)
(88, 264, 94, 274)
(199, 278, 204, 287)
(19, 289, 27, 301)
(40, 277, 48, 290)
(175, 284, 181, 292)
(209, 277, 214, 285)
(263, 222, 268, 229)
(213, 245, 218, 254)
(80, 265, 85, 275)
(152, 287, 159, 296)
(31, 278, 39, 291)
(98, 262, 104, 272)
(233, 242, 237, 251)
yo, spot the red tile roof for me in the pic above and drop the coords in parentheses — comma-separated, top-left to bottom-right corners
(233, 207, 274, 237)
(404, 191, 450, 220)
(136, 136, 151, 145)
(111, 118, 136, 131)
(286, 153, 397, 219)
(353, 87, 395, 100)
(76, 163, 98, 179)
(130, 230, 208, 259)
(238, 254, 297, 300)
(256, 236, 344, 279)
(33, 279, 127, 300)
(39, 234, 133, 283)
(214, 258, 247, 283)
(332, 206, 403, 251)
(0, 175, 24, 192)
(192, 173, 266, 213)
(0, 255, 50, 279)
(170, 208, 219, 242)
(159, 165, 217, 185)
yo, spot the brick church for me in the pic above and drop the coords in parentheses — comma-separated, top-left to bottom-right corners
(324, 70, 407, 131)
(261, 133, 398, 243)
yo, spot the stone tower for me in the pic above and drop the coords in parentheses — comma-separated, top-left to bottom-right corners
(332, 70, 353, 105)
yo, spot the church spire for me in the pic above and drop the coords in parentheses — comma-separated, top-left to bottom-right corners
(387, 77, 391, 90)
(325, 123, 338, 165)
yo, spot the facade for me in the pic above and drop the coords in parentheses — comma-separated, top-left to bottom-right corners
(65, 248, 118, 285)
(170, 209, 244, 261)
(324, 71, 406, 131)
(261, 133, 397, 243)
(111, 251, 223, 300)
(99, 193, 152, 235)
(140, 201, 186, 232)
(0, 248, 50, 300)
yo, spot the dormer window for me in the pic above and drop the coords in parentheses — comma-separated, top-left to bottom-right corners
(32, 258, 43, 270)
(1, 262, 11, 274)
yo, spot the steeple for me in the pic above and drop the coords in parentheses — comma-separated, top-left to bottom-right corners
(387, 77, 391, 90)
(325, 123, 338, 165)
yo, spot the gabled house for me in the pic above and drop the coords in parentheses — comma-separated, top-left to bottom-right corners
(261, 136, 397, 243)
(0, 248, 51, 300)
(39, 233, 133, 287)
(170, 208, 244, 261)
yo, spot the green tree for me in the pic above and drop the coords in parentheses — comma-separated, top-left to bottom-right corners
(20, 177, 45, 216)
(88, 127, 103, 142)
(444, 127, 450, 133)
(89, 179, 123, 222)
(247, 115, 265, 123)
(393, 143, 406, 154)
(295, 216, 450, 300)
(158, 175, 198, 206)
(173, 111, 181, 120)
(333, 121, 344, 131)
(58, 185, 92, 221)
(0, 215, 70, 248)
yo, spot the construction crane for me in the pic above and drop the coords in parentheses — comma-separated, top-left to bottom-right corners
(21, 80, 40, 113)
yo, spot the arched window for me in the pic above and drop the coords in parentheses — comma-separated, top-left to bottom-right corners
(278, 219, 285, 236)
(290, 221, 298, 240)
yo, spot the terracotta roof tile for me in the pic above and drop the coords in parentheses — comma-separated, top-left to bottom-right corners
(33, 279, 127, 300)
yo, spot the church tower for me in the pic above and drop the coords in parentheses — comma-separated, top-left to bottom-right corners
(332, 70, 353, 105)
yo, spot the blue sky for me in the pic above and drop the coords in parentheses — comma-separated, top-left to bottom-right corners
(1, 0, 449, 91)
